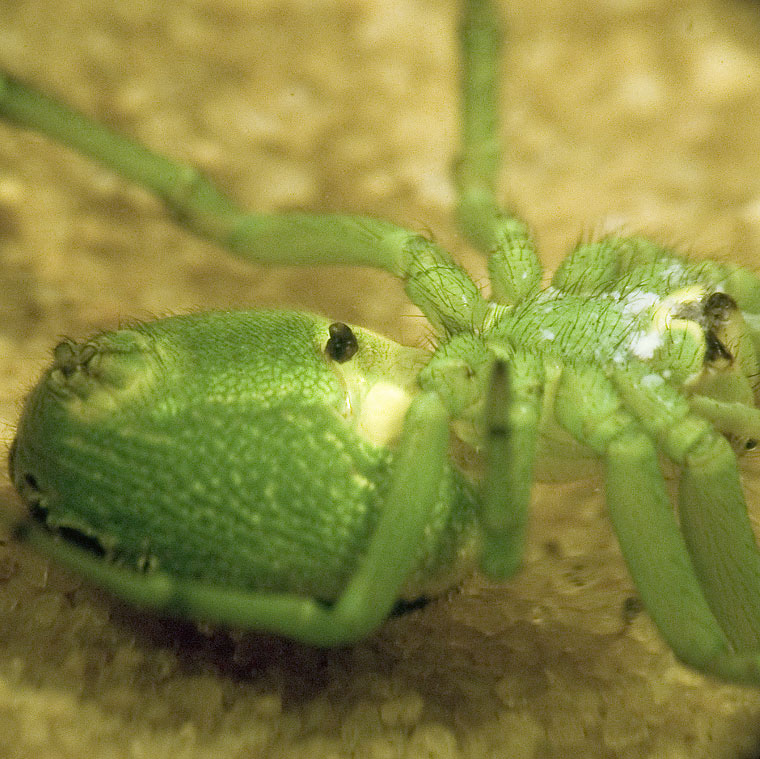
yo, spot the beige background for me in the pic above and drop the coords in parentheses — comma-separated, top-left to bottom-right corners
(2, 0, 760, 756)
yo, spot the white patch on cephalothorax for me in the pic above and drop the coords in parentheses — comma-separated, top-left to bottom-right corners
(628, 329, 663, 360)
(640, 373, 665, 389)
(618, 284, 708, 363)
(618, 288, 661, 316)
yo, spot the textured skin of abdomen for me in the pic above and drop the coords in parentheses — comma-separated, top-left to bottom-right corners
(11, 310, 479, 603)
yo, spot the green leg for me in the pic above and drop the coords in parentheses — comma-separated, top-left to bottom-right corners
(554, 365, 760, 682)
(549, 236, 682, 296)
(602, 430, 731, 669)
(0, 72, 487, 334)
(549, 239, 623, 295)
(613, 363, 760, 651)
(455, 0, 542, 304)
(678, 435, 760, 650)
(11, 392, 451, 646)
(687, 394, 760, 444)
(478, 349, 542, 578)
(455, 0, 501, 252)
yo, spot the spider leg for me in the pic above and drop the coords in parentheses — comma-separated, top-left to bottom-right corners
(614, 365, 760, 651)
(677, 434, 760, 649)
(549, 240, 622, 296)
(554, 364, 760, 680)
(549, 236, 702, 297)
(687, 395, 760, 445)
(0, 72, 488, 335)
(478, 349, 543, 578)
(455, 0, 501, 253)
(9, 392, 451, 646)
(455, 0, 543, 305)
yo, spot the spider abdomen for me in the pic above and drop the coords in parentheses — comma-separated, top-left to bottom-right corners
(10, 310, 479, 603)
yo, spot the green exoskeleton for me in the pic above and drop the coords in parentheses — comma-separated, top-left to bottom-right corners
(5, 0, 760, 683)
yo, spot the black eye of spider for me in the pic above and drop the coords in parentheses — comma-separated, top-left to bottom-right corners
(325, 322, 358, 363)
(702, 291, 737, 321)
(702, 292, 738, 365)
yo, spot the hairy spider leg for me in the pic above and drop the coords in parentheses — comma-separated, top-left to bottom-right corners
(555, 362, 760, 683)
(455, 0, 544, 308)
(612, 363, 760, 649)
(0, 0, 514, 335)
(553, 365, 741, 675)
(0, 74, 490, 336)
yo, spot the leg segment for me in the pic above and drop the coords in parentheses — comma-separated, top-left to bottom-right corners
(455, 0, 501, 253)
(455, 0, 542, 303)
(10, 392, 451, 646)
(478, 349, 543, 578)
(0, 72, 487, 335)
(554, 365, 760, 680)
(678, 435, 760, 650)
(550, 239, 628, 296)
(613, 364, 760, 651)
(687, 394, 760, 447)
(602, 429, 731, 667)
(608, 363, 760, 680)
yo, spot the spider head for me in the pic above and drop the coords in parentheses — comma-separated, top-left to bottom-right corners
(652, 282, 760, 454)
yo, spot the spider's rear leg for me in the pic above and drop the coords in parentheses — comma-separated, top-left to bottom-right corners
(9, 391, 454, 646)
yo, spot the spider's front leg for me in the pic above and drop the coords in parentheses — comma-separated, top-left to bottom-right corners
(615, 363, 760, 651)
(557, 362, 760, 683)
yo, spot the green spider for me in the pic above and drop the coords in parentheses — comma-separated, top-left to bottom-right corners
(4, 0, 760, 685)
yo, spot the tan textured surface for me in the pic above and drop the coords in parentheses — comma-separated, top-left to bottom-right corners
(2, 0, 760, 757)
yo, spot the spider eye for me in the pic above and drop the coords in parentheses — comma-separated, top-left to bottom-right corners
(746, 439, 758, 451)
(701, 292, 739, 366)
(325, 322, 358, 363)
(702, 291, 737, 321)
